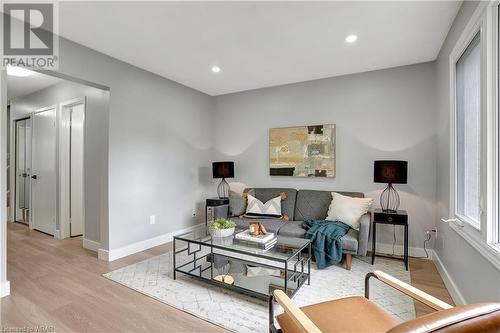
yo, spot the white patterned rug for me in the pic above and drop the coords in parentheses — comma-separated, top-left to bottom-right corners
(104, 251, 415, 333)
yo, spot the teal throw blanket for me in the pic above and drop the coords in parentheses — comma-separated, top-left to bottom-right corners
(303, 220, 350, 269)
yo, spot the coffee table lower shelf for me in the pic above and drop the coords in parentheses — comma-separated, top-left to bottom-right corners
(173, 239, 311, 300)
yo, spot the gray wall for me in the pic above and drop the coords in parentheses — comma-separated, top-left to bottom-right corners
(57, 37, 215, 250)
(9, 81, 109, 243)
(435, 1, 500, 303)
(214, 62, 437, 251)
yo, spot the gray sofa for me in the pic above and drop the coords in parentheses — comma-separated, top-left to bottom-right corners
(227, 188, 371, 270)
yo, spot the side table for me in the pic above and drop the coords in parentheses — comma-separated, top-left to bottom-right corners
(205, 198, 229, 227)
(371, 208, 409, 270)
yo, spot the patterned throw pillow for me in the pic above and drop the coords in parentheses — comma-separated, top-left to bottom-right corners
(244, 194, 282, 219)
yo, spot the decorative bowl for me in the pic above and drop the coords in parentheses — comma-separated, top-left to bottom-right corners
(209, 227, 235, 238)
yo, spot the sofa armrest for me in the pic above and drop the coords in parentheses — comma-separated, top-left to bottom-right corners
(357, 213, 371, 256)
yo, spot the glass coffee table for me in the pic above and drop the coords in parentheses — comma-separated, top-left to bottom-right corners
(173, 227, 311, 300)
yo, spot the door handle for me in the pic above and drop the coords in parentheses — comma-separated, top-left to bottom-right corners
(31, 175, 37, 180)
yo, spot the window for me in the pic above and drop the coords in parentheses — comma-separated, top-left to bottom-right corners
(455, 32, 482, 229)
(448, 2, 500, 268)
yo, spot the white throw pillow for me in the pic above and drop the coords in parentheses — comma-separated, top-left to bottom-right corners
(326, 192, 373, 230)
(245, 194, 282, 218)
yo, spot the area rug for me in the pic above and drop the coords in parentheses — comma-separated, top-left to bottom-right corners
(104, 251, 415, 332)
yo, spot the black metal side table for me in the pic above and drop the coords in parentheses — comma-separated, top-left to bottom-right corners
(205, 198, 229, 227)
(371, 208, 409, 270)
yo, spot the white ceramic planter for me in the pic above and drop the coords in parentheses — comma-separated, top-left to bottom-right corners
(209, 227, 235, 238)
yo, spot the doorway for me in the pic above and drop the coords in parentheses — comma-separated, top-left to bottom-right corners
(14, 117, 31, 225)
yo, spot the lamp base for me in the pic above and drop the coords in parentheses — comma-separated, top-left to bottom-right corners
(380, 183, 400, 213)
(217, 178, 230, 199)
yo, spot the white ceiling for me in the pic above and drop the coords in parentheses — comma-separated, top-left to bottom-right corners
(8, 71, 63, 100)
(59, 1, 461, 96)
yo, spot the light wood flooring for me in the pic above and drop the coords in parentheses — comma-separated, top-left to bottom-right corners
(1, 222, 453, 332)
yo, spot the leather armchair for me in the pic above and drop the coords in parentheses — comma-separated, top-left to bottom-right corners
(269, 270, 500, 333)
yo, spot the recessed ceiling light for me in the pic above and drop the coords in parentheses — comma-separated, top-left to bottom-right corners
(6, 66, 33, 77)
(211, 66, 221, 73)
(345, 34, 358, 43)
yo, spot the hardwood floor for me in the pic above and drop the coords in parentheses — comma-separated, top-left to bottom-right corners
(409, 257, 455, 316)
(1, 223, 224, 332)
(1, 223, 453, 332)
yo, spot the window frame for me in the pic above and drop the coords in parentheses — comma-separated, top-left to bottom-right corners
(448, 0, 500, 268)
(453, 28, 484, 231)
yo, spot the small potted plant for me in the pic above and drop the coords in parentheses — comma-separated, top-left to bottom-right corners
(209, 218, 237, 238)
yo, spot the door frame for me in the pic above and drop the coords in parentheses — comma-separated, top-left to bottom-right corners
(13, 116, 31, 225)
(31, 105, 58, 236)
(59, 98, 86, 239)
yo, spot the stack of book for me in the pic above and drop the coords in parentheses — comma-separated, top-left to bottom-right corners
(234, 230, 277, 250)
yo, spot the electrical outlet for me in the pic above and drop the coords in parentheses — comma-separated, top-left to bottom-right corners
(426, 228, 437, 240)
(432, 228, 437, 240)
(150, 215, 156, 225)
(192, 210, 197, 217)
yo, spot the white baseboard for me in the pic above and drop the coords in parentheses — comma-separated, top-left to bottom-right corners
(98, 248, 109, 261)
(370, 242, 432, 259)
(99, 223, 204, 262)
(0, 280, 10, 298)
(433, 250, 466, 306)
(83, 238, 101, 252)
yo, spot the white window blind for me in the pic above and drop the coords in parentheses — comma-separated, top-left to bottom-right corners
(455, 32, 482, 229)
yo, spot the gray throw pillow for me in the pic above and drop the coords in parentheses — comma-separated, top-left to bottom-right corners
(229, 190, 247, 216)
(229, 189, 254, 216)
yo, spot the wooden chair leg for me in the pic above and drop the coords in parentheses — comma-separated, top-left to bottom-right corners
(345, 253, 352, 270)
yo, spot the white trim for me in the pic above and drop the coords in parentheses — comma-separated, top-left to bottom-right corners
(433, 250, 467, 306)
(83, 238, 100, 252)
(447, 1, 500, 263)
(54, 229, 62, 239)
(370, 242, 432, 259)
(97, 248, 109, 261)
(98, 224, 204, 262)
(59, 98, 86, 240)
(0, 280, 10, 298)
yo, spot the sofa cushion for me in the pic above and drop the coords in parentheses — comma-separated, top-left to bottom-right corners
(277, 221, 306, 238)
(294, 190, 365, 221)
(341, 228, 359, 253)
(229, 216, 285, 234)
(277, 221, 359, 253)
(244, 188, 297, 220)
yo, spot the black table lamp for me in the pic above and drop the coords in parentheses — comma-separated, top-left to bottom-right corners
(374, 160, 408, 213)
(212, 161, 234, 199)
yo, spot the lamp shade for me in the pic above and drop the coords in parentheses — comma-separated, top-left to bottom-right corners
(212, 161, 234, 179)
(374, 160, 408, 184)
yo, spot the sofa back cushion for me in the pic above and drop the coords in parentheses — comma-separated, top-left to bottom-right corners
(244, 188, 297, 220)
(294, 190, 365, 221)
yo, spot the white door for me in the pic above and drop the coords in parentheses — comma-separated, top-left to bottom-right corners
(70, 104, 84, 236)
(32, 108, 57, 235)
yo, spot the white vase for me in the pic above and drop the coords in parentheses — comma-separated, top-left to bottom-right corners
(209, 227, 235, 238)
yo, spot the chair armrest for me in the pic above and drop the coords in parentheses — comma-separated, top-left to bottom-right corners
(357, 213, 371, 256)
(273, 290, 321, 333)
(366, 271, 453, 311)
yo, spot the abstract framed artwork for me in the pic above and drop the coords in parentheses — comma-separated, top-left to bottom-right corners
(269, 124, 336, 177)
